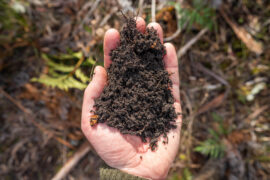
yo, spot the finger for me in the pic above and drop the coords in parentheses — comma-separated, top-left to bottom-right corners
(104, 29, 120, 68)
(81, 66, 107, 134)
(103, 18, 145, 69)
(135, 17, 146, 33)
(163, 43, 180, 103)
(147, 22, 163, 43)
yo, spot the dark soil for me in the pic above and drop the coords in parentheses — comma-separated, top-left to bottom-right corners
(93, 18, 177, 150)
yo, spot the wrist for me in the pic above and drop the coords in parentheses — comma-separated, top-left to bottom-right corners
(120, 164, 169, 180)
(100, 167, 148, 180)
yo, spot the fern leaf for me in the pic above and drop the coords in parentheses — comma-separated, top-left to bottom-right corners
(194, 138, 225, 158)
(35, 52, 94, 91)
(51, 51, 83, 60)
(82, 57, 96, 66)
(32, 74, 87, 91)
(208, 128, 220, 141)
(182, 168, 192, 180)
(66, 76, 87, 90)
(47, 60, 74, 72)
(75, 69, 90, 83)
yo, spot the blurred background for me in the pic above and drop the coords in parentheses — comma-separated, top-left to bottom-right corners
(0, 0, 269, 179)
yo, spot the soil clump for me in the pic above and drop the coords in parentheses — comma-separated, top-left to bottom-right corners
(93, 18, 177, 150)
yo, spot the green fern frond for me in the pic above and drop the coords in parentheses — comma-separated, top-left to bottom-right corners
(169, 0, 216, 31)
(33, 52, 93, 91)
(211, 112, 223, 123)
(208, 128, 220, 141)
(211, 112, 231, 135)
(82, 57, 96, 66)
(75, 69, 90, 83)
(195, 112, 228, 158)
(194, 138, 225, 158)
(49, 51, 83, 60)
(32, 75, 87, 91)
(182, 168, 192, 180)
(46, 59, 74, 72)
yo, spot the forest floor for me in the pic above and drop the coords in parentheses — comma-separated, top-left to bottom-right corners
(0, 0, 269, 179)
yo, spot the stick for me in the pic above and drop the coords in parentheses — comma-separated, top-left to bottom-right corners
(164, 28, 181, 42)
(100, 7, 118, 27)
(177, 28, 208, 58)
(219, 7, 263, 54)
(52, 142, 91, 180)
(138, 0, 144, 17)
(0, 88, 75, 149)
(68, 54, 85, 77)
(151, 0, 156, 22)
(181, 90, 195, 164)
(193, 60, 231, 105)
(0, 88, 31, 114)
(195, 62, 229, 87)
(81, 0, 101, 26)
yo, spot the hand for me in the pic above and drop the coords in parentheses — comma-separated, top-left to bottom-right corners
(81, 17, 182, 180)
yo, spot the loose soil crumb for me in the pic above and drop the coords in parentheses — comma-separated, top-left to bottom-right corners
(93, 18, 177, 150)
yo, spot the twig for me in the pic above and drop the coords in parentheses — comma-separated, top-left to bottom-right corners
(52, 142, 91, 180)
(0, 88, 75, 149)
(189, 84, 222, 93)
(164, 20, 189, 42)
(177, 28, 208, 58)
(194, 60, 230, 97)
(0, 88, 31, 114)
(181, 90, 195, 165)
(81, 0, 101, 26)
(164, 28, 181, 42)
(246, 105, 268, 124)
(138, 0, 144, 17)
(151, 0, 156, 22)
(191, 59, 231, 115)
(68, 45, 91, 78)
(195, 61, 230, 93)
(67, 54, 85, 77)
(100, 7, 118, 27)
(219, 6, 263, 54)
(195, 63, 229, 88)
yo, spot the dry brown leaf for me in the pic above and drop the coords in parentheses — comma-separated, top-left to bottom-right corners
(197, 93, 225, 115)
(247, 105, 268, 121)
(52, 142, 91, 180)
(227, 130, 251, 145)
(220, 7, 263, 54)
(156, 6, 177, 37)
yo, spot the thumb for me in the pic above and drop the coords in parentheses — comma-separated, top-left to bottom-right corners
(81, 66, 107, 135)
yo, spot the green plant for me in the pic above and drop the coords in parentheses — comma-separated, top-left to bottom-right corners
(194, 137, 225, 158)
(181, 168, 192, 180)
(0, 1, 28, 30)
(169, 168, 192, 180)
(170, 0, 216, 30)
(32, 52, 96, 91)
(0, 0, 28, 45)
(194, 113, 228, 158)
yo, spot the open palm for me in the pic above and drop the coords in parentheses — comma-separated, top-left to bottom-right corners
(81, 18, 182, 180)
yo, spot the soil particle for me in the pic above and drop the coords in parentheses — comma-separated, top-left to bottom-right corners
(93, 18, 177, 150)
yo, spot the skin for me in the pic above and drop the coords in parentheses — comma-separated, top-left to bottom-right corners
(81, 17, 182, 180)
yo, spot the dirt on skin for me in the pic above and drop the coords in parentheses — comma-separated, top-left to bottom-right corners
(93, 18, 177, 150)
